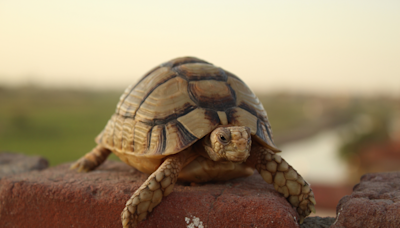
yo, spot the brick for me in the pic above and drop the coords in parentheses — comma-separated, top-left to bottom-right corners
(0, 161, 300, 228)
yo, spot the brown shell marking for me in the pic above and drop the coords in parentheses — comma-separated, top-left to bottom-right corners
(227, 74, 269, 123)
(100, 56, 279, 157)
(174, 63, 227, 81)
(135, 77, 196, 125)
(188, 80, 236, 111)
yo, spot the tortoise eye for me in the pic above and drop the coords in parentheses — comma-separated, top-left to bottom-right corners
(213, 128, 231, 144)
(219, 134, 229, 143)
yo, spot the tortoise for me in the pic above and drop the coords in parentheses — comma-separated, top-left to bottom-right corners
(71, 57, 316, 227)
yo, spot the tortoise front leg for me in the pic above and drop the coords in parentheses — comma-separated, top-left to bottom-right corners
(121, 150, 188, 228)
(249, 144, 316, 223)
(70, 145, 111, 172)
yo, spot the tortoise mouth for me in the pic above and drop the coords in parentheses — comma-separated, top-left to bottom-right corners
(225, 151, 249, 162)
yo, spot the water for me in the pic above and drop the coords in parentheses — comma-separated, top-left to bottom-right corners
(279, 128, 348, 185)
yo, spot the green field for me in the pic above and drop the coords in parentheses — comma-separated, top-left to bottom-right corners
(0, 86, 122, 165)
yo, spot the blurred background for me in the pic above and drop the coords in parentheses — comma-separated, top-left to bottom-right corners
(1, 0, 399, 217)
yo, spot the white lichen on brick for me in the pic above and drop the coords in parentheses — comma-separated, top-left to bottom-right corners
(185, 215, 204, 228)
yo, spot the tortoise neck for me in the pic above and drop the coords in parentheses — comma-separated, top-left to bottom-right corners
(191, 135, 212, 160)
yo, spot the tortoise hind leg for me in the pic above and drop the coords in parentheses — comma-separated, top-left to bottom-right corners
(121, 150, 188, 228)
(70, 145, 111, 172)
(249, 144, 316, 224)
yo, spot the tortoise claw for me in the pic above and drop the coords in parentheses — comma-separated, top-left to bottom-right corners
(70, 157, 93, 172)
(71, 145, 111, 172)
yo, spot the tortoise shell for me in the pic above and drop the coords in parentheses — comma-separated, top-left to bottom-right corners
(97, 57, 279, 170)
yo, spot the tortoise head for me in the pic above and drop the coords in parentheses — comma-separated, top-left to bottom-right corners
(204, 126, 252, 162)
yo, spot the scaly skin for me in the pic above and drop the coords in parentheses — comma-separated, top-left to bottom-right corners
(121, 150, 188, 228)
(250, 144, 316, 223)
(70, 145, 111, 172)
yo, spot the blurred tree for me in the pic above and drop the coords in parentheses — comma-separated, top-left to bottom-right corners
(339, 112, 391, 160)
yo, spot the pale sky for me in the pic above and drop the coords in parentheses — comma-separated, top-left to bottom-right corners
(1, 0, 399, 96)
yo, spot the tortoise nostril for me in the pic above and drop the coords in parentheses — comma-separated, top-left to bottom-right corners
(235, 139, 248, 152)
(231, 132, 240, 140)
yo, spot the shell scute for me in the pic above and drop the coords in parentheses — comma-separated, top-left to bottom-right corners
(164, 120, 197, 154)
(227, 75, 268, 122)
(226, 107, 258, 134)
(177, 108, 219, 139)
(117, 67, 177, 118)
(188, 80, 236, 111)
(147, 125, 166, 155)
(133, 121, 153, 153)
(134, 77, 197, 125)
(121, 117, 135, 152)
(175, 63, 227, 81)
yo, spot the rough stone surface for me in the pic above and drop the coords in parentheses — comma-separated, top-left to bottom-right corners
(300, 217, 335, 228)
(0, 152, 48, 179)
(0, 161, 301, 228)
(331, 172, 400, 228)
